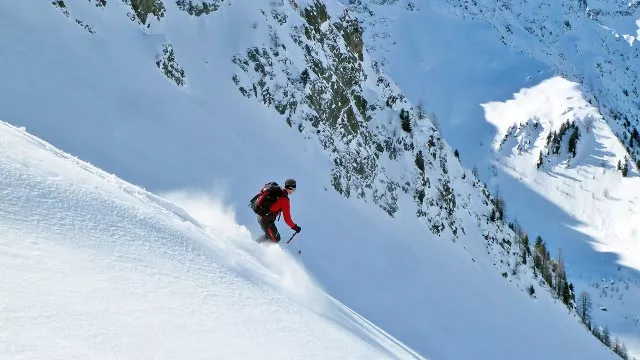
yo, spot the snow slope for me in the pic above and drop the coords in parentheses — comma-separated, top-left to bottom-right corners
(0, 121, 419, 359)
(349, 0, 640, 356)
(485, 76, 640, 357)
(0, 116, 618, 359)
(0, 0, 625, 359)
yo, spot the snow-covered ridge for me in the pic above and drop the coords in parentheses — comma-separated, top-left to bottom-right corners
(485, 77, 606, 168)
(484, 77, 640, 265)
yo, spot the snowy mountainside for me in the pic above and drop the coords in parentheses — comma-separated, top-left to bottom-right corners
(0, 120, 420, 359)
(484, 77, 640, 268)
(486, 76, 640, 357)
(0, 0, 627, 358)
(348, 0, 640, 356)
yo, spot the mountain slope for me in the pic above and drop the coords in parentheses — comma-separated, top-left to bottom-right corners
(0, 114, 617, 359)
(0, 121, 419, 359)
(0, 0, 625, 358)
(348, 0, 640, 356)
(484, 76, 640, 355)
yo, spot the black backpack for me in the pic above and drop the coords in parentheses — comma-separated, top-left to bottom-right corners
(249, 182, 286, 216)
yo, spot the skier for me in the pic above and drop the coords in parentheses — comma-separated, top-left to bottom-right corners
(249, 178, 302, 243)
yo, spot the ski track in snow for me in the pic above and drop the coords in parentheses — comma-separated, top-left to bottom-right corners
(0, 121, 421, 360)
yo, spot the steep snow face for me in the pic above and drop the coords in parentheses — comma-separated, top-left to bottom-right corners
(349, 0, 640, 356)
(0, 121, 419, 360)
(0, 118, 619, 359)
(485, 77, 640, 357)
(0, 0, 625, 359)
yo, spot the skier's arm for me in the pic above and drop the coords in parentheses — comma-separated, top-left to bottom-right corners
(281, 198, 296, 229)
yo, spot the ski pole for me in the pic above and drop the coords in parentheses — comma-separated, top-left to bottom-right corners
(286, 232, 298, 244)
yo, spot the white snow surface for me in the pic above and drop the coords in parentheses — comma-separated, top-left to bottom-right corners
(0, 122, 419, 360)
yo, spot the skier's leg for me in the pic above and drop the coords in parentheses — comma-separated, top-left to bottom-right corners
(258, 215, 280, 243)
(265, 222, 281, 243)
(256, 215, 269, 242)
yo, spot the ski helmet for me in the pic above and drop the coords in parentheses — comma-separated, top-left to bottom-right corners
(284, 178, 296, 190)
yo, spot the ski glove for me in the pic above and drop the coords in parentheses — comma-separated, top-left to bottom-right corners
(293, 225, 302, 233)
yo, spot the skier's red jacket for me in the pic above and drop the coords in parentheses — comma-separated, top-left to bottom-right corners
(268, 195, 297, 229)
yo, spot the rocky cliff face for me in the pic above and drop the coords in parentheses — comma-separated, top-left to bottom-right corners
(231, 0, 474, 237)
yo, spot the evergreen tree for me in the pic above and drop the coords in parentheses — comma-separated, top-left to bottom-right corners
(300, 68, 310, 86)
(415, 151, 425, 173)
(533, 237, 553, 286)
(521, 234, 531, 255)
(568, 128, 580, 157)
(543, 247, 552, 286)
(562, 280, 572, 307)
(536, 151, 544, 169)
(533, 236, 543, 274)
(534, 235, 543, 250)
(400, 109, 412, 133)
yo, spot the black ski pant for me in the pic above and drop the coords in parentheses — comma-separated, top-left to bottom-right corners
(257, 214, 281, 243)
